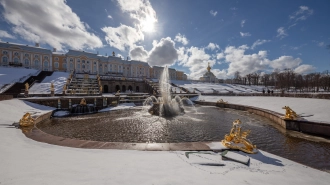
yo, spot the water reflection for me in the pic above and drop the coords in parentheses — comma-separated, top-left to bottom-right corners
(38, 105, 330, 171)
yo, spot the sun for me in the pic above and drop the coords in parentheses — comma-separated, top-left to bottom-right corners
(141, 17, 156, 33)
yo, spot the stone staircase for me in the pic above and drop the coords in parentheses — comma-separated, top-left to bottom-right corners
(64, 74, 100, 96)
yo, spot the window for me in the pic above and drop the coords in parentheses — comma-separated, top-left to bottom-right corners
(94, 61, 96, 64)
(70, 58, 73, 62)
(44, 56, 49, 60)
(77, 59, 80, 62)
(54, 62, 59, 68)
(82, 60, 85, 63)
(34, 54, 39, 58)
(55, 57, 59, 61)
(77, 64, 80, 69)
(87, 61, 89, 64)
(14, 52, 19, 56)
(2, 56, 8, 64)
(25, 53, 29, 57)
(2, 51, 8, 55)
(24, 59, 29, 66)
(63, 63, 67, 69)
(86, 64, 89, 69)
(70, 62, 73, 69)
(14, 58, 19, 63)
(34, 60, 39, 67)
(63, 58, 67, 62)
(44, 61, 49, 70)
(82, 64, 85, 69)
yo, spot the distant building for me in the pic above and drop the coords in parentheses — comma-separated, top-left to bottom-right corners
(199, 63, 218, 83)
(0, 41, 189, 80)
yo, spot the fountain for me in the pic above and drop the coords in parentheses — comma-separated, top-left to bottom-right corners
(70, 98, 97, 114)
(145, 66, 191, 117)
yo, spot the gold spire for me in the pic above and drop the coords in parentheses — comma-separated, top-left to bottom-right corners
(207, 62, 211, 72)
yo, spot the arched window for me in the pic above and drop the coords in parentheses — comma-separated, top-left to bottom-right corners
(34, 54, 39, 58)
(70, 58, 73, 62)
(34, 60, 39, 68)
(62, 63, 67, 69)
(14, 52, 19, 56)
(2, 50, 8, 55)
(44, 56, 49, 60)
(55, 57, 59, 61)
(2, 56, 8, 64)
(24, 53, 29, 57)
(54, 62, 59, 68)
(70, 62, 73, 69)
(14, 58, 19, 64)
(24, 59, 29, 66)
(44, 61, 49, 70)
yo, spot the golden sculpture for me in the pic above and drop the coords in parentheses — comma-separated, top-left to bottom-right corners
(282, 106, 299, 120)
(19, 113, 34, 127)
(115, 90, 120, 96)
(25, 83, 29, 91)
(80, 98, 87, 105)
(99, 86, 102, 92)
(50, 82, 54, 91)
(217, 99, 228, 104)
(221, 119, 257, 154)
(63, 85, 66, 91)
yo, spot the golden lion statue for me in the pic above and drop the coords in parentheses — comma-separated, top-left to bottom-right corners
(19, 113, 35, 127)
(282, 106, 299, 120)
(80, 98, 87, 105)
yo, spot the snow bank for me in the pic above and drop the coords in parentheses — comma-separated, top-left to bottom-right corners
(29, 72, 69, 94)
(194, 95, 330, 123)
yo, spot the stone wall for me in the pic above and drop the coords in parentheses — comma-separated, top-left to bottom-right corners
(194, 101, 330, 137)
(0, 94, 13, 101)
(101, 80, 146, 93)
(23, 97, 120, 109)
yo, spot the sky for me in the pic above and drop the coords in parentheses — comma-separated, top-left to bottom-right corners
(0, 0, 329, 79)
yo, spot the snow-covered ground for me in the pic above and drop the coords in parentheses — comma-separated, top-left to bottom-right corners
(99, 102, 136, 112)
(29, 72, 69, 94)
(193, 95, 330, 123)
(1, 98, 330, 184)
(0, 67, 38, 89)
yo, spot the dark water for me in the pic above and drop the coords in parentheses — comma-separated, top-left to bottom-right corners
(38, 105, 330, 171)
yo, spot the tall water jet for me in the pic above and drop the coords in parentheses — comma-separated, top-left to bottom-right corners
(148, 66, 184, 117)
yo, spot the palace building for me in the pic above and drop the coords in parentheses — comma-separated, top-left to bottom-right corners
(0, 41, 187, 80)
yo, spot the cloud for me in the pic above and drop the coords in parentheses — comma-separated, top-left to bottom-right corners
(102, 24, 144, 51)
(230, 7, 238, 11)
(318, 42, 325, 47)
(174, 33, 189, 45)
(178, 46, 223, 79)
(129, 46, 148, 61)
(270, 56, 302, 70)
(116, 0, 157, 32)
(107, 15, 113, 19)
(0, 30, 15, 39)
(251, 39, 271, 49)
(294, 64, 315, 74)
(210, 10, 217, 16)
(289, 6, 313, 21)
(240, 32, 251, 37)
(290, 44, 306, 50)
(0, 0, 103, 51)
(218, 45, 269, 76)
(241, 20, 246, 27)
(206, 43, 220, 51)
(147, 37, 179, 66)
(276, 27, 288, 39)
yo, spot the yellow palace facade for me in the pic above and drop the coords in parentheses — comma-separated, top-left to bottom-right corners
(0, 41, 187, 80)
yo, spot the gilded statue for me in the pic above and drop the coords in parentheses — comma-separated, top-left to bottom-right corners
(50, 82, 54, 91)
(19, 113, 34, 127)
(25, 83, 29, 91)
(222, 119, 257, 154)
(217, 99, 228, 104)
(282, 106, 299, 120)
(115, 90, 120, 96)
(99, 86, 102, 92)
(63, 85, 66, 91)
(80, 98, 87, 105)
